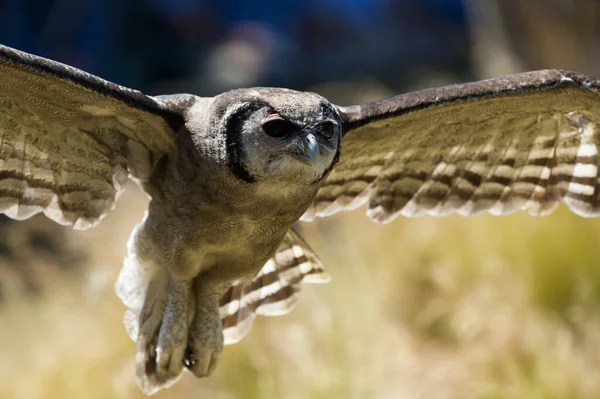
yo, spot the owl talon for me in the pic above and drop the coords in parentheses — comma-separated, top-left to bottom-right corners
(183, 347, 196, 368)
(184, 283, 224, 378)
(184, 346, 221, 378)
(132, 275, 194, 395)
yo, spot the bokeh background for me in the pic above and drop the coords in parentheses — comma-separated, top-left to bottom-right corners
(2, 1, 600, 398)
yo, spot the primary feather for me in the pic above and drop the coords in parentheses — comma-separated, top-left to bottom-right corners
(0, 44, 181, 228)
(304, 70, 600, 222)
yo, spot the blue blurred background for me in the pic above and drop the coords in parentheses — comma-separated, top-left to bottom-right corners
(0, 0, 469, 94)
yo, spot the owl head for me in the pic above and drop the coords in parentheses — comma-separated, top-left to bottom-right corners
(188, 88, 342, 185)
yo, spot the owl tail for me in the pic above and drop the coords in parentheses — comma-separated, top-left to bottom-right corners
(219, 227, 330, 345)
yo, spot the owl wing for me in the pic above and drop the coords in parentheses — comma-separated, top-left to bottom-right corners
(0, 44, 185, 229)
(219, 227, 330, 345)
(302, 70, 600, 222)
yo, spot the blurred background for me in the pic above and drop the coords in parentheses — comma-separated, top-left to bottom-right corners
(2, 0, 600, 398)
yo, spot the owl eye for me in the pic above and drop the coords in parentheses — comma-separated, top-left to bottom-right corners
(262, 114, 293, 138)
(318, 121, 336, 139)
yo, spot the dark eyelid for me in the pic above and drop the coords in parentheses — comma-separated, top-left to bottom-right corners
(263, 113, 298, 127)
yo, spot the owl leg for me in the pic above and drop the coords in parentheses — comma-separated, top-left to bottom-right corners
(184, 279, 223, 378)
(183, 254, 270, 378)
(115, 217, 197, 394)
(152, 278, 194, 385)
(126, 270, 195, 394)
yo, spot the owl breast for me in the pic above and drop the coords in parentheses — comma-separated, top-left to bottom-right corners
(144, 149, 321, 268)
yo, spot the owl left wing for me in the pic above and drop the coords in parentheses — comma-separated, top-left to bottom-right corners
(302, 70, 600, 222)
(0, 44, 185, 229)
(219, 228, 330, 345)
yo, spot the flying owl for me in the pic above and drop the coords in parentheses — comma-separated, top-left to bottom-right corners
(2, 43, 600, 394)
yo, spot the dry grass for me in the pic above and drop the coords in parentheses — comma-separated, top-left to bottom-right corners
(2, 184, 600, 398)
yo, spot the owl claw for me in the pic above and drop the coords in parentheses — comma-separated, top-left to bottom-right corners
(184, 283, 224, 378)
(155, 344, 187, 382)
(117, 242, 225, 394)
(184, 345, 221, 378)
(135, 333, 185, 395)
(132, 276, 194, 395)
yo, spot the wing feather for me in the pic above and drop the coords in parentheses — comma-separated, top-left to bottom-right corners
(304, 70, 600, 222)
(0, 44, 185, 229)
(219, 228, 330, 345)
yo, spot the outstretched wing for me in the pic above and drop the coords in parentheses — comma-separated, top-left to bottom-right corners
(303, 70, 600, 223)
(0, 44, 184, 229)
(219, 228, 330, 345)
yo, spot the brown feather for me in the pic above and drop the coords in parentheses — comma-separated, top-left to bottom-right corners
(304, 70, 600, 222)
(219, 228, 330, 345)
(0, 44, 182, 229)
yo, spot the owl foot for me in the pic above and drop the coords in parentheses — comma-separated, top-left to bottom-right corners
(184, 281, 224, 378)
(115, 235, 224, 393)
(135, 276, 194, 395)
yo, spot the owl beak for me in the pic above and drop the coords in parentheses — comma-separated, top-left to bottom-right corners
(295, 133, 319, 164)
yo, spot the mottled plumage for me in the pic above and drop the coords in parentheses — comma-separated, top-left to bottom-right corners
(2, 44, 600, 394)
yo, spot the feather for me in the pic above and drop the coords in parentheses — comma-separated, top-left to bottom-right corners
(304, 70, 600, 222)
(219, 228, 330, 345)
(0, 44, 183, 228)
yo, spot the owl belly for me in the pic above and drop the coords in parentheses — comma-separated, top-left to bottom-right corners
(142, 182, 314, 280)
(182, 198, 306, 277)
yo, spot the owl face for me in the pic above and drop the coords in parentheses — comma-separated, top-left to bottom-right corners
(215, 88, 342, 184)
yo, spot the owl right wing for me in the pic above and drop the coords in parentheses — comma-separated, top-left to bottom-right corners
(303, 70, 600, 223)
(219, 228, 330, 345)
(0, 44, 187, 229)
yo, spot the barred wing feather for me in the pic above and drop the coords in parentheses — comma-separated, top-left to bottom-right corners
(219, 228, 330, 345)
(0, 44, 180, 229)
(303, 70, 600, 222)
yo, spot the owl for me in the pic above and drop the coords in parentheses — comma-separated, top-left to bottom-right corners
(1, 43, 600, 394)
